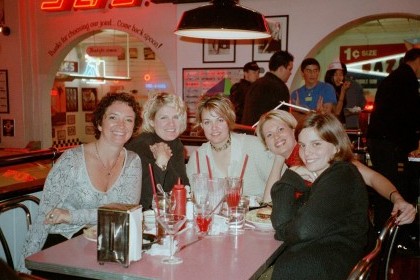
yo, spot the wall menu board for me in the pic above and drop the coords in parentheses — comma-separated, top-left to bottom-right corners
(182, 68, 243, 116)
(0, 69, 9, 114)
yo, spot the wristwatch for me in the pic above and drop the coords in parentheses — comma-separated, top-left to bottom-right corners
(156, 162, 167, 171)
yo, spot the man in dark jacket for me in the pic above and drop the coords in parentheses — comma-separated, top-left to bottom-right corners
(367, 48, 420, 230)
(229, 61, 260, 124)
(241, 51, 294, 126)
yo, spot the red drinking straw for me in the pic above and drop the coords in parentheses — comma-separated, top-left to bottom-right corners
(148, 163, 159, 215)
(206, 155, 212, 179)
(240, 154, 249, 180)
(196, 150, 200, 174)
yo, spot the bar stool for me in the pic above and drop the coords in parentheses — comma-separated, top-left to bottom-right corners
(0, 195, 40, 269)
(347, 214, 399, 280)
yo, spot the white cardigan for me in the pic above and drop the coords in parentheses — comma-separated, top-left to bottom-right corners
(186, 133, 274, 197)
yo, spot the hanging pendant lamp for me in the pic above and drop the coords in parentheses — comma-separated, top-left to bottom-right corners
(174, 0, 270, 40)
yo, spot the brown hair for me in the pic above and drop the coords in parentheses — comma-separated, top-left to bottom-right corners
(93, 92, 142, 139)
(195, 94, 236, 130)
(295, 113, 354, 163)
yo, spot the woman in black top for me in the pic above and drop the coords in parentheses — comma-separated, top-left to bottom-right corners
(126, 92, 189, 209)
(271, 113, 369, 280)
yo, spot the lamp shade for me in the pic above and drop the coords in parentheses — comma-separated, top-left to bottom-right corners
(174, 0, 270, 40)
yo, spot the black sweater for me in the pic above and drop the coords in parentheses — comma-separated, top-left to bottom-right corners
(126, 132, 189, 210)
(270, 161, 369, 280)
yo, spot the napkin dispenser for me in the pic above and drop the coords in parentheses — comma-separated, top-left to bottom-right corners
(97, 203, 143, 267)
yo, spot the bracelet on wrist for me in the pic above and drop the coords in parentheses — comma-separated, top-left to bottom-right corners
(389, 190, 398, 202)
(156, 161, 167, 171)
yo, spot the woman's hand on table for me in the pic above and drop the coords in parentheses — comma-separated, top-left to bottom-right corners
(44, 208, 71, 224)
(392, 197, 416, 225)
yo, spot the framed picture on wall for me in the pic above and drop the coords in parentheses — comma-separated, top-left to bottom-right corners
(0, 69, 10, 113)
(85, 113, 94, 123)
(252, 15, 289, 62)
(57, 129, 66, 141)
(182, 68, 243, 116)
(65, 87, 78, 112)
(203, 40, 236, 63)
(67, 114, 75, 125)
(67, 126, 76, 136)
(81, 88, 98, 111)
(85, 125, 95, 135)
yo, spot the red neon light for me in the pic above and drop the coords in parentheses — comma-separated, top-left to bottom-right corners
(73, 0, 107, 9)
(41, 0, 145, 11)
(110, 0, 143, 7)
(41, 0, 74, 11)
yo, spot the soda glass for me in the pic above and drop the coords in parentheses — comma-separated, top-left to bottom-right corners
(225, 177, 243, 207)
(156, 214, 187, 264)
(191, 173, 209, 204)
(193, 203, 213, 235)
(152, 193, 176, 242)
(207, 178, 227, 215)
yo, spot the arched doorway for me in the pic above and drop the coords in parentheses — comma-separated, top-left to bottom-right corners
(291, 14, 420, 95)
(50, 29, 173, 147)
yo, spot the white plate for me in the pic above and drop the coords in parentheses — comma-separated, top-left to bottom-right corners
(245, 209, 274, 232)
(83, 225, 97, 242)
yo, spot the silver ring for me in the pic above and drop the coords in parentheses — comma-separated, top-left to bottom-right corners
(49, 214, 54, 219)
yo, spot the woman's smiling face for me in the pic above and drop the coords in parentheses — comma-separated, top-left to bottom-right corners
(262, 118, 296, 158)
(151, 105, 182, 141)
(298, 127, 337, 176)
(200, 109, 230, 145)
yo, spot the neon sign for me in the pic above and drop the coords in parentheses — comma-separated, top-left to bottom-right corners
(41, 0, 146, 12)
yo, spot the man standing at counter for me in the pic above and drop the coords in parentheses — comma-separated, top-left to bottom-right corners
(241, 51, 294, 126)
(367, 48, 420, 231)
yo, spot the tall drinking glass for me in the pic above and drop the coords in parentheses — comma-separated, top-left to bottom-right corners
(207, 178, 227, 215)
(225, 177, 243, 207)
(152, 193, 176, 243)
(156, 214, 187, 264)
(191, 173, 209, 205)
(193, 203, 213, 235)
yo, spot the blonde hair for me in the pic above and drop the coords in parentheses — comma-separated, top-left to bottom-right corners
(295, 113, 354, 163)
(142, 92, 187, 134)
(195, 94, 236, 130)
(256, 110, 298, 148)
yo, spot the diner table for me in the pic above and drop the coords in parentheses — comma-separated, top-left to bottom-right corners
(25, 227, 283, 280)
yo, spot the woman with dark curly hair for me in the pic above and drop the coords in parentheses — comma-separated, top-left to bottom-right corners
(18, 92, 142, 273)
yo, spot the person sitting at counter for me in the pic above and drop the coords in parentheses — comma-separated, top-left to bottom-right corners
(270, 113, 369, 279)
(18, 92, 143, 272)
(186, 94, 274, 198)
(256, 109, 416, 225)
(126, 92, 189, 210)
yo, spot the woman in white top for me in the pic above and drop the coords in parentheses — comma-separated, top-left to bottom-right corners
(186, 94, 273, 197)
(19, 92, 142, 272)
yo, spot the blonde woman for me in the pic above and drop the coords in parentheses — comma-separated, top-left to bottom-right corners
(126, 92, 189, 209)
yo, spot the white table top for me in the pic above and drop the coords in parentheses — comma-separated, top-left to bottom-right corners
(26, 228, 283, 280)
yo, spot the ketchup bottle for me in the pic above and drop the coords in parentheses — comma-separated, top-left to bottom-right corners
(172, 178, 186, 216)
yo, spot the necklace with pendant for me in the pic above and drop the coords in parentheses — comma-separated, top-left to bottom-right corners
(210, 134, 231, 152)
(95, 142, 120, 176)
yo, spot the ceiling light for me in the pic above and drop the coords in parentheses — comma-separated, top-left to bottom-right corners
(174, 0, 270, 40)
